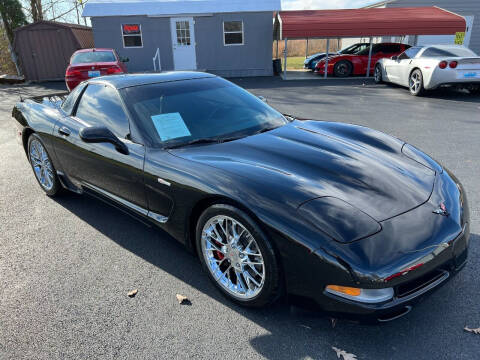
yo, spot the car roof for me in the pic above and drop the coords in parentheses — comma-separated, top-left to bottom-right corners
(88, 71, 216, 89)
(422, 44, 469, 50)
(73, 48, 115, 54)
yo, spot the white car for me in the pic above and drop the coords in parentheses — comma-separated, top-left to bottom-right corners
(375, 45, 480, 96)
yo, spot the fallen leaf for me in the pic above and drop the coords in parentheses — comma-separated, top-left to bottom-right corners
(464, 326, 480, 334)
(332, 346, 357, 360)
(127, 289, 138, 298)
(176, 294, 191, 305)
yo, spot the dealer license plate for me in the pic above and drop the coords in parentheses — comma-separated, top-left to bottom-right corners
(88, 70, 100, 77)
(463, 72, 479, 78)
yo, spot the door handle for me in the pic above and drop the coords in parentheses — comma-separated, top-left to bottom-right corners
(58, 126, 71, 136)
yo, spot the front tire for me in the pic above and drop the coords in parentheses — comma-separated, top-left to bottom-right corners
(196, 204, 281, 307)
(28, 134, 62, 197)
(374, 64, 383, 84)
(334, 60, 353, 77)
(409, 69, 424, 96)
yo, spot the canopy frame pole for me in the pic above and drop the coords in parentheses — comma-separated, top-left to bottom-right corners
(283, 38, 288, 79)
(324, 38, 330, 79)
(366, 37, 373, 78)
(305, 38, 309, 59)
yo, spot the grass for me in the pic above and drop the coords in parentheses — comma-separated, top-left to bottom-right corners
(282, 57, 307, 70)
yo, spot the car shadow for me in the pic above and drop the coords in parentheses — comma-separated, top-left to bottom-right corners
(53, 192, 480, 360)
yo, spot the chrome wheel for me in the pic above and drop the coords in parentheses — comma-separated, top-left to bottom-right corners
(410, 71, 422, 94)
(201, 215, 265, 299)
(29, 139, 54, 191)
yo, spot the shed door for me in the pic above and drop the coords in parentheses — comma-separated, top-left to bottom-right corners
(170, 17, 197, 70)
(26, 29, 73, 81)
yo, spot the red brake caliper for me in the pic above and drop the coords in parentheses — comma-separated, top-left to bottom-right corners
(213, 240, 224, 260)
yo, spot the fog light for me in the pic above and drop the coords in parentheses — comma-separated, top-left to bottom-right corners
(326, 285, 394, 304)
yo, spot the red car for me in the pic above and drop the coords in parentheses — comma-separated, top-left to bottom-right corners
(65, 48, 128, 91)
(315, 43, 410, 77)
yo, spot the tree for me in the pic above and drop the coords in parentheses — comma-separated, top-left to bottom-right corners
(30, 0, 42, 21)
(0, 0, 27, 45)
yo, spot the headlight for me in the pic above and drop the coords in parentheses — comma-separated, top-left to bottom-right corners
(326, 285, 394, 304)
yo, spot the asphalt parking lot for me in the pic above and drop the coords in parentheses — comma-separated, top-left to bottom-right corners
(1, 77, 479, 359)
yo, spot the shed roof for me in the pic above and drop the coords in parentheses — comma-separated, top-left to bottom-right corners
(276, 7, 466, 39)
(82, 0, 281, 17)
(14, 20, 94, 49)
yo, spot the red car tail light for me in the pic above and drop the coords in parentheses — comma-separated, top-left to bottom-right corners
(107, 66, 123, 74)
(438, 61, 448, 69)
(449, 61, 458, 69)
(66, 69, 81, 77)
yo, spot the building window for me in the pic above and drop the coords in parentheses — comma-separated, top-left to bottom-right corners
(175, 20, 191, 46)
(223, 21, 243, 46)
(122, 24, 143, 48)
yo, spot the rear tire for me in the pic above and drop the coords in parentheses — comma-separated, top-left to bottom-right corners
(334, 60, 353, 78)
(196, 204, 281, 308)
(28, 133, 62, 197)
(374, 64, 383, 84)
(409, 69, 424, 96)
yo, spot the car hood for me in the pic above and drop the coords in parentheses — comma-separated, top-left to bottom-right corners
(170, 120, 435, 221)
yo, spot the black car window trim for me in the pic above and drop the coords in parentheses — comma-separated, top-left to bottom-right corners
(73, 82, 142, 144)
(61, 83, 87, 116)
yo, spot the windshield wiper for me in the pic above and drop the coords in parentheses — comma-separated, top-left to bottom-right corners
(164, 138, 219, 149)
(220, 126, 279, 143)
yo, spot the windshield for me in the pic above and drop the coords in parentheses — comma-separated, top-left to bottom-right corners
(120, 77, 288, 148)
(71, 51, 116, 64)
(421, 47, 477, 58)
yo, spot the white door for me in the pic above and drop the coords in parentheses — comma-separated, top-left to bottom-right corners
(170, 17, 197, 70)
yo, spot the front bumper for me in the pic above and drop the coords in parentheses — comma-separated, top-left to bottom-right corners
(306, 168, 470, 322)
(315, 223, 468, 322)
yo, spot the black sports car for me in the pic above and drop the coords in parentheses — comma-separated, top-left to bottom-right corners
(12, 72, 469, 322)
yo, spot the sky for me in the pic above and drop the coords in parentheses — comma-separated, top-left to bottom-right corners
(281, 0, 380, 10)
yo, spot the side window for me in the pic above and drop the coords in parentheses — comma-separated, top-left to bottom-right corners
(401, 47, 421, 59)
(223, 21, 244, 46)
(75, 84, 130, 139)
(372, 45, 383, 54)
(61, 83, 86, 115)
(122, 24, 142, 48)
(383, 45, 401, 54)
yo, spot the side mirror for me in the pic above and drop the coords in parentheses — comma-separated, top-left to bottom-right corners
(391, 55, 398, 61)
(258, 96, 268, 103)
(79, 126, 129, 155)
(120, 57, 129, 63)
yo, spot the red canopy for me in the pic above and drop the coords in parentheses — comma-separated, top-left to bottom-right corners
(276, 7, 466, 39)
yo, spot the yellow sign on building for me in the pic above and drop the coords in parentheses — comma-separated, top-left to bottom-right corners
(455, 32, 465, 45)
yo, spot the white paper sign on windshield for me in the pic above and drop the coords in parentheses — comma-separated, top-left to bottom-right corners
(151, 112, 191, 141)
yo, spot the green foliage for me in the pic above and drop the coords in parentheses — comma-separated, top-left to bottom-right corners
(0, 0, 28, 43)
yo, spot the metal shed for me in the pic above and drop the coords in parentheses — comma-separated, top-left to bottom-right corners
(274, 7, 466, 79)
(82, 0, 281, 77)
(13, 21, 94, 81)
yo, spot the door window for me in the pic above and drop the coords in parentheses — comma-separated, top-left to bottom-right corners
(175, 21, 191, 45)
(75, 84, 130, 139)
(398, 47, 422, 60)
(381, 45, 401, 54)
